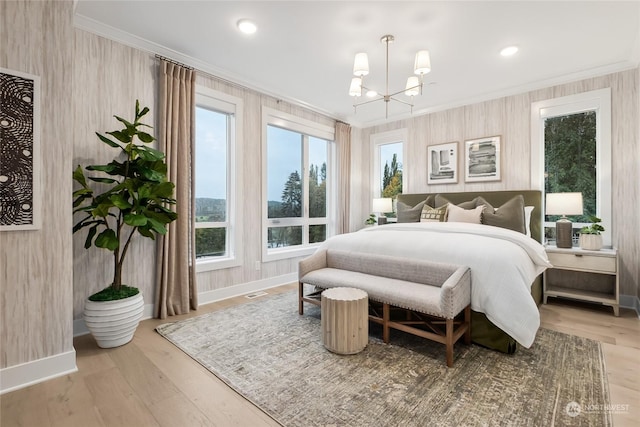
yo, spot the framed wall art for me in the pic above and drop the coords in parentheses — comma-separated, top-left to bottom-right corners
(464, 136, 501, 182)
(427, 142, 458, 184)
(0, 68, 41, 230)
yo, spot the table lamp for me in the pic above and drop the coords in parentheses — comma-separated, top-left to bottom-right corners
(372, 198, 393, 225)
(545, 192, 583, 248)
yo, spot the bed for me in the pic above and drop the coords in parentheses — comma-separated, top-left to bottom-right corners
(321, 190, 551, 353)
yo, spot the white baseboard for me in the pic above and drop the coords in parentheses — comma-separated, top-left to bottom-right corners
(197, 273, 298, 306)
(620, 294, 640, 317)
(0, 350, 77, 395)
(73, 273, 297, 336)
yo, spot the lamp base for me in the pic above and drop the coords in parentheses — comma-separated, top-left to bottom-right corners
(377, 216, 387, 226)
(555, 219, 573, 248)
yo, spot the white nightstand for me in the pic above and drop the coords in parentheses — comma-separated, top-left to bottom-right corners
(543, 245, 619, 316)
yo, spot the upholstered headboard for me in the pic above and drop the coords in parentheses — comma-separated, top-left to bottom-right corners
(396, 190, 543, 243)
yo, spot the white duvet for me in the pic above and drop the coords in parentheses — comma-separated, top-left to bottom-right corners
(319, 222, 552, 348)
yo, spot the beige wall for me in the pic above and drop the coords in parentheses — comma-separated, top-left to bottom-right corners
(354, 69, 640, 298)
(0, 0, 74, 368)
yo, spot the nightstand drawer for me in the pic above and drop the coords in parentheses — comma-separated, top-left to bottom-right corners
(547, 252, 616, 273)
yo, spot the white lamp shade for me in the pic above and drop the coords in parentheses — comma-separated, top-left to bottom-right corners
(349, 78, 362, 97)
(404, 76, 420, 96)
(414, 50, 431, 75)
(372, 198, 393, 213)
(545, 192, 584, 216)
(353, 53, 369, 77)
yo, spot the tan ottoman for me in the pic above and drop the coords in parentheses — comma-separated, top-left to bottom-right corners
(321, 287, 368, 355)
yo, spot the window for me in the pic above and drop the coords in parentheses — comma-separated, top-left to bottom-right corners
(371, 129, 406, 216)
(531, 88, 611, 245)
(262, 108, 334, 261)
(194, 87, 243, 271)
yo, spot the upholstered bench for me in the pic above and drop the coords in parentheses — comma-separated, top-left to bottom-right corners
(298, 249, 471, 367)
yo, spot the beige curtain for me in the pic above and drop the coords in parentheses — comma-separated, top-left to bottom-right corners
(155, 60, 198, 318)
(336, 121, 351, 234)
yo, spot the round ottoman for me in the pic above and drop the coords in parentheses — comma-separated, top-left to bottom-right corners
(321, 287, 369, 355)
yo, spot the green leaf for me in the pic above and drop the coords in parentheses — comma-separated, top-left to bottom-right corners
(96, 132, 121, 148)
(72, 165, 88, 187)
(138, 227, 154, 238)
(113, 115, 134, 130)
(137, 132, 155, 143)
(95, 229, 119, 251)
(110, 194, 132, 210)
(84, 225, 98, 249)
(147, 217, 167, 234)
(88, 177, 118, 184)
(86, 163, 118, 173)
(107, 130, 131, 144)
(124, 213, 148, 227)
(153, 181, 175, 198)
(138, 105, 149, 119)
(92, 202, 112, 218)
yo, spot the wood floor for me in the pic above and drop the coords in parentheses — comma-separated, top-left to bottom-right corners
(2, 283, 639, 427)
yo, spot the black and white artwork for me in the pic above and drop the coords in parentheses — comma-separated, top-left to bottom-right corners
(465, 136, 501, 182)
(0, 68, 41, 230)
(427, 142, 457, 184)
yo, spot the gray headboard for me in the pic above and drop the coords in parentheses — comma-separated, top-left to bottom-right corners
(396, 190, 543, 243)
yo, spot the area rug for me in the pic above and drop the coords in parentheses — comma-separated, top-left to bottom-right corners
(156, 291, 611, 427)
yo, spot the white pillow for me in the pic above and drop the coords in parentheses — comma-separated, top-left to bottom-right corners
(447, 203, 484, 224)
(524, 206, 534, 237)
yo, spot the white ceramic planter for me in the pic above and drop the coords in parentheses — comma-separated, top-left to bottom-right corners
(84, 292, 144, 348)
(579, 234, 603, 251)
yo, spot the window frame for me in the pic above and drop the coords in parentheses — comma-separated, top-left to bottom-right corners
(371, 128, 407, 202)
(194, 86, 244, 272)
(530, 88, 612, 246)
(261, 107, 335, 262)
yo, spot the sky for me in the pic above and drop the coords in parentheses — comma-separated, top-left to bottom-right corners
(194, 108, 327, 202)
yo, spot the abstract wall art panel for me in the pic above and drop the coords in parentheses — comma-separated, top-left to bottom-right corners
(0, 68, 41, 230)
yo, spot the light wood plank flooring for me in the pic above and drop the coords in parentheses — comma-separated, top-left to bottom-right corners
(2, 284, 638, 426)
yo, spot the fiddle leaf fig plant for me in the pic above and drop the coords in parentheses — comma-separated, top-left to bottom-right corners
(73, 101, 177, 301)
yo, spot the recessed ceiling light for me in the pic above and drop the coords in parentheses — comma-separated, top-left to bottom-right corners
(237, 19, 257, 35)
(500, 46, 519, 57)
(366, 90, 378, 98)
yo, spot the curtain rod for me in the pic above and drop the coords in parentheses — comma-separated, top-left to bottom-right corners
(155, 54, 194, 70)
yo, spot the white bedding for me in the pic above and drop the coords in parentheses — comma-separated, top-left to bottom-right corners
(318, 222, 552, 348)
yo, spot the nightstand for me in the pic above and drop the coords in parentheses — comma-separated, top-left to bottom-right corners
(543, 245, 619, 316)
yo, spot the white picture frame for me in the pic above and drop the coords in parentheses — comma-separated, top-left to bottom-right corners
(0, 68, 41, 230)
(465, 136, 501, 182)
(427, 142, 458, 184)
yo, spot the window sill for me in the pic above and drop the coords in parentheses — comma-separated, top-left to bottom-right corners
(263, 245, 318, 262)
(196, 256, 242, 273)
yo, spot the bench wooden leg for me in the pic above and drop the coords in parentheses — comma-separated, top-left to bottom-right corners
(464, 305, 471, 345)
(445, 318, 454, 367)
(382, 303, 390, 343)
(298, 282, 304, 315)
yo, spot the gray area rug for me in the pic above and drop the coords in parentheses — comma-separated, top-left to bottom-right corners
(156, 291, 611, 427)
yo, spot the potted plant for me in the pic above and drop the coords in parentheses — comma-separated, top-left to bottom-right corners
(364, 213, 377, 227)
(579, 215, 604, 251)
(73, 101, 177, 348)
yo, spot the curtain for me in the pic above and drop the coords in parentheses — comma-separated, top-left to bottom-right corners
(336, 121, 351, 234)
(155, 60, 198, 318)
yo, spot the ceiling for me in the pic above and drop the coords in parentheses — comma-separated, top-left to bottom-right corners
(74, 1, 640, 128)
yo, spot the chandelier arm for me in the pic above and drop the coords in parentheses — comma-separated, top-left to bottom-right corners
(353, 96, 385, 108)
(388, 96, 415, 107)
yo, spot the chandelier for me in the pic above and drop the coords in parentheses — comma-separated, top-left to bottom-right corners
(349, 34, 431, 118)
